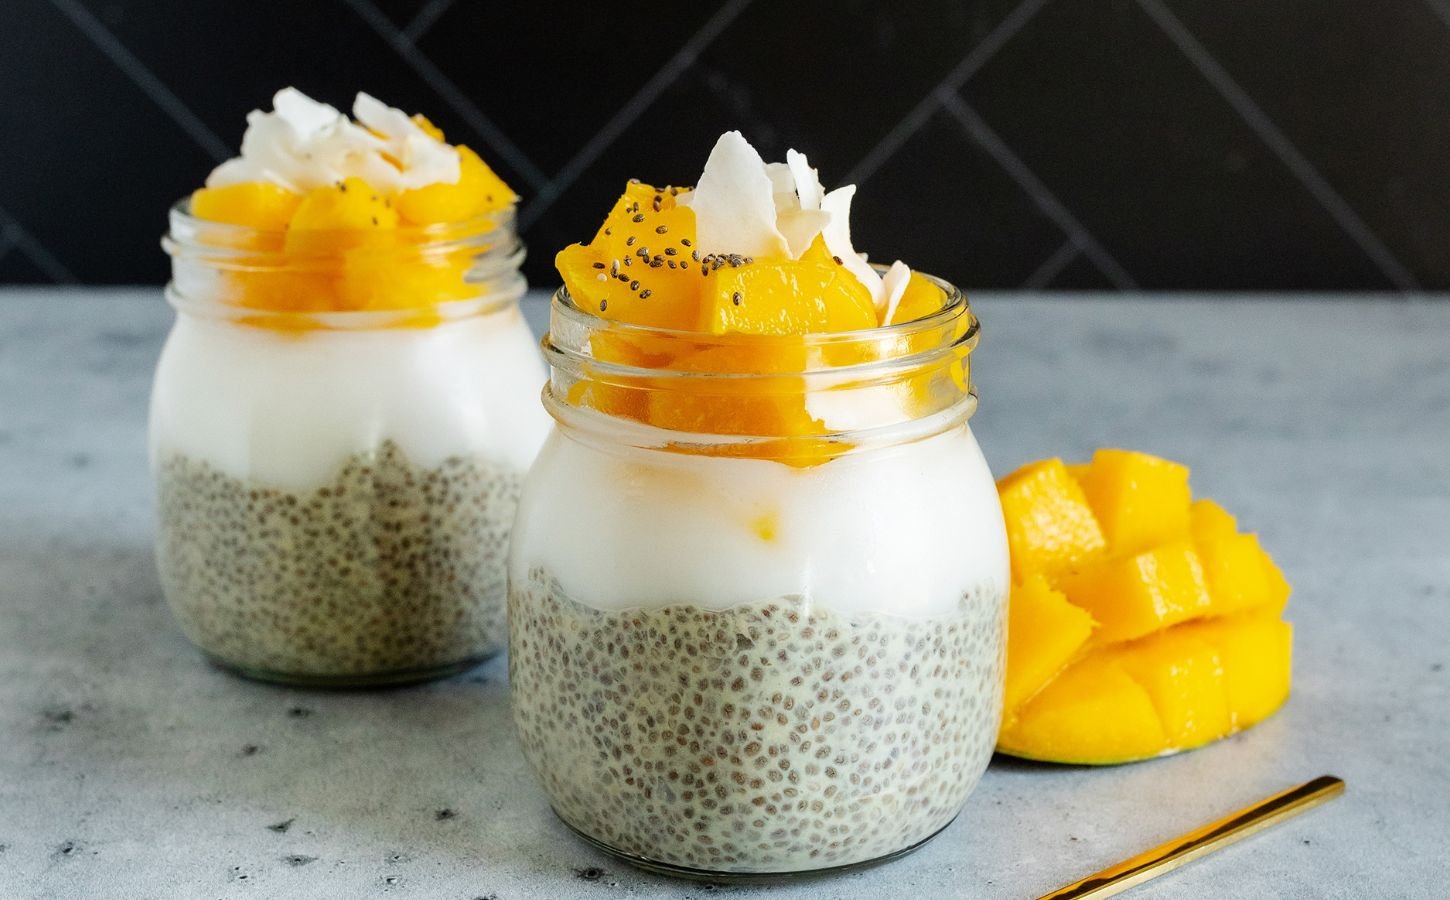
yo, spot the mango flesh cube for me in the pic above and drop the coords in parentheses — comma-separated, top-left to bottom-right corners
(1189, 498, 1238, 543)
(997, 459, 1107, 581)
(395, 145, 516, 224)
(1059, 540, 1211, 643)
(286, 177, 399, 260)
(1077, 448, 1192, 556)
(1262, 551, 1292, 612)
(701, 256, 877, 336)
(1065, 461, 1090, 484)
(1198, 532, 1290, 617)
(997, 655, 1167, 765)
(190, 181, 301, 232)
(1106, 629, 1231, 749)
(1180, 612, 1293, 729)
(1003, 575, 1096, 719)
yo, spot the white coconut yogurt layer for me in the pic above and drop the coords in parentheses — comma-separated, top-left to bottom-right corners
(149, 307, 551, 491)
(510, 423, 1008, 619)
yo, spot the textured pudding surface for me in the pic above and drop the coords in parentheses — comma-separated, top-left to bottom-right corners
(156, 440, 521, 681)
(509, 568, 1005, 874)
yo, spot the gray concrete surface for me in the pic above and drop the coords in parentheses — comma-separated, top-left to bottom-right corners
(1, 289, 1446, 899)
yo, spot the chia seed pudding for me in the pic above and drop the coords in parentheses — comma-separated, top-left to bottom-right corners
(156, 440, 522, 685)
(509, 567, 1006, 876)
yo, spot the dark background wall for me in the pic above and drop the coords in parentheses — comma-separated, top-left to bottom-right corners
(2, 0, 1447, 292)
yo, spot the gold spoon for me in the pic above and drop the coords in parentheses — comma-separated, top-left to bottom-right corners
(1038, 775, 1346, 899)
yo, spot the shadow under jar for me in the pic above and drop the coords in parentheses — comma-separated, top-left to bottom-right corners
(509, 278, 1009, 879)
(151, 203, 550, 687)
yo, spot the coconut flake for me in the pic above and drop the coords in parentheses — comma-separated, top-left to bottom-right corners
(879, 260, 912, 326)
(273, 88, 346, 139)
(767, 151, 830, 257)
(776, 207, 832, 258)
(687, 132, 790, 259)
(353, 93, 460, 189)
(819, 185, 883, 300)
(785, 150, 823, 210)
(765, 162, 796, 200)
(396, 134, 460, 189)
(353, 91, 425, 142)
(204, 87, 459, 195)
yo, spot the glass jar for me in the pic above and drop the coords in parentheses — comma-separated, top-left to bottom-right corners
(151, 203, 551, 686)
(509, 279, 1008, 878)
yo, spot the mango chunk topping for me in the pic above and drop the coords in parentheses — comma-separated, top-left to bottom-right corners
(185, 95, 515, 328)
(554, 181, 955, 464)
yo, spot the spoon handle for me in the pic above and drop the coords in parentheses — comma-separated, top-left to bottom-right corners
(1038, 774, 1346, 899)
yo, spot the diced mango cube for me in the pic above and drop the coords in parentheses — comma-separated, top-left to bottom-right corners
(645, 342, 821, 438)
(395, 145, 516, 224)
(1059, 540, 1211, 643)
(287, 178, 398, 244)
(997, 459, 1107, 581)
(1077, 449, 1191, 555)
(555, 188, 702, 331)
(1198, 532, 1290, 617)
(1003, 575, 1096, 719)
(190, 181, 301, 231)
(1106, 629, 1230, 749)
(1189, 498, 1238, 543)
(1179, 611, 1292, 729)
(1263, 551, 1292, 612)
(339, 246, 472, 313)
(997, 655, 1167, 765)
(700, 255, 877, 336)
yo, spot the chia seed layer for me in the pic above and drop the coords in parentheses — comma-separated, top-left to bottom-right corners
(509, 568, 1006, 875)
(156, 441, 521, 684)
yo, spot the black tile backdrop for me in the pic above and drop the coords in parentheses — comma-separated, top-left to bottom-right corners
(2, 0, 1447, 291)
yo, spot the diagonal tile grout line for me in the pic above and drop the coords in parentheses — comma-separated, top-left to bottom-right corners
(0, 206, 79, 284)
(1021, 236, 1084, 290)
(940, 93, 1138, 289)
(1136, 0, 1420, 291)
(340, 0, 550, 191)
(402, 0, 456, 44)
(518, 0, 755, 231)
(48, 0, 230, 163)
(1424, 0, 1450, 29)
(846, 0, 1050, 186)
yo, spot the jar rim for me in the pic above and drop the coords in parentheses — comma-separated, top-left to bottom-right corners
(544, 268, 978, 381)
(162, 198, 519, 269)
(540, 268, 980, 458)
(549, 267, 973, 347)
(161, 197, 526, 328)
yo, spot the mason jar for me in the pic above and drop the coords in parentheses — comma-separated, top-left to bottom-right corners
(509, 278, 1009, 877)
(151, 202, 550, 686)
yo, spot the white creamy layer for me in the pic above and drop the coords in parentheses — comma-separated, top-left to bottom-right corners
(510, 424, 1008, 618)
(149, 307, 551, 490)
